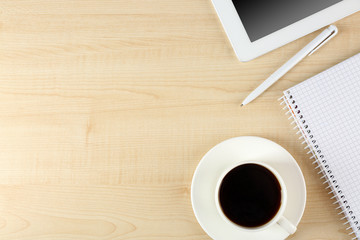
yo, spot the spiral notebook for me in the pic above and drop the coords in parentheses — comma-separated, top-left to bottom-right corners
(280, 53, 360, 239)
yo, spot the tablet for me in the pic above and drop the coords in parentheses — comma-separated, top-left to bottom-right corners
(211, 0, 360, 61)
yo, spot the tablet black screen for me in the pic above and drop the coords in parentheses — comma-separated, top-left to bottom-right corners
(232, 0, 342, 42)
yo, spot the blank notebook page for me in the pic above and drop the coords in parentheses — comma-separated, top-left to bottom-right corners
(283, 53, 360, 238)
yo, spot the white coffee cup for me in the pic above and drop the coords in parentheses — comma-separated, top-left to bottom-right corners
(214, 161, 297, 235)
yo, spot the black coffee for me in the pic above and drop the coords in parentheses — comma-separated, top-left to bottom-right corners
(218, 163, 282, 228)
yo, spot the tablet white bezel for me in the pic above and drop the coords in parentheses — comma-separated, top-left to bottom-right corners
(211, 0, 360, 62)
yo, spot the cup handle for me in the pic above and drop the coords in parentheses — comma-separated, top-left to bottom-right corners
(277, 216, 297, 235)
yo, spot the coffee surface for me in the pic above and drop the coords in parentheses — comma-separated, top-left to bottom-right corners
(219, 163, 282, 228)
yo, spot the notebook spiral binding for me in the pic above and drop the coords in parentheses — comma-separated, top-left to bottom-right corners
(279, 93, 359, 240)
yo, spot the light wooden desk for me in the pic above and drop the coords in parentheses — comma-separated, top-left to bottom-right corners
(0, 1, 358, 239)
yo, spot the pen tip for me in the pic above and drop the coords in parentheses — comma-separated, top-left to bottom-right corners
(240, 104, 243, 107)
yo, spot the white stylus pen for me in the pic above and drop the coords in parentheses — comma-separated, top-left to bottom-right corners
(241, 25, 338, 107)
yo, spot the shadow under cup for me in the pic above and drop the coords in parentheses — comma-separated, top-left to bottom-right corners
(217, 163, 284, 229)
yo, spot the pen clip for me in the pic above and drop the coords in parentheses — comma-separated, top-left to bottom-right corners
(308, 25, 338, 56)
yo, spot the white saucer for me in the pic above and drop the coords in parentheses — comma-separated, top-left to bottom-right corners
(191, 136, 306, 240)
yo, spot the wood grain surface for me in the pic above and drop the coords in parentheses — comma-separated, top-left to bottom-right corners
(0, 1, 359, 239)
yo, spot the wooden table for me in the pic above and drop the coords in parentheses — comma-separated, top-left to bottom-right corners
(0, 1, 358, 239)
